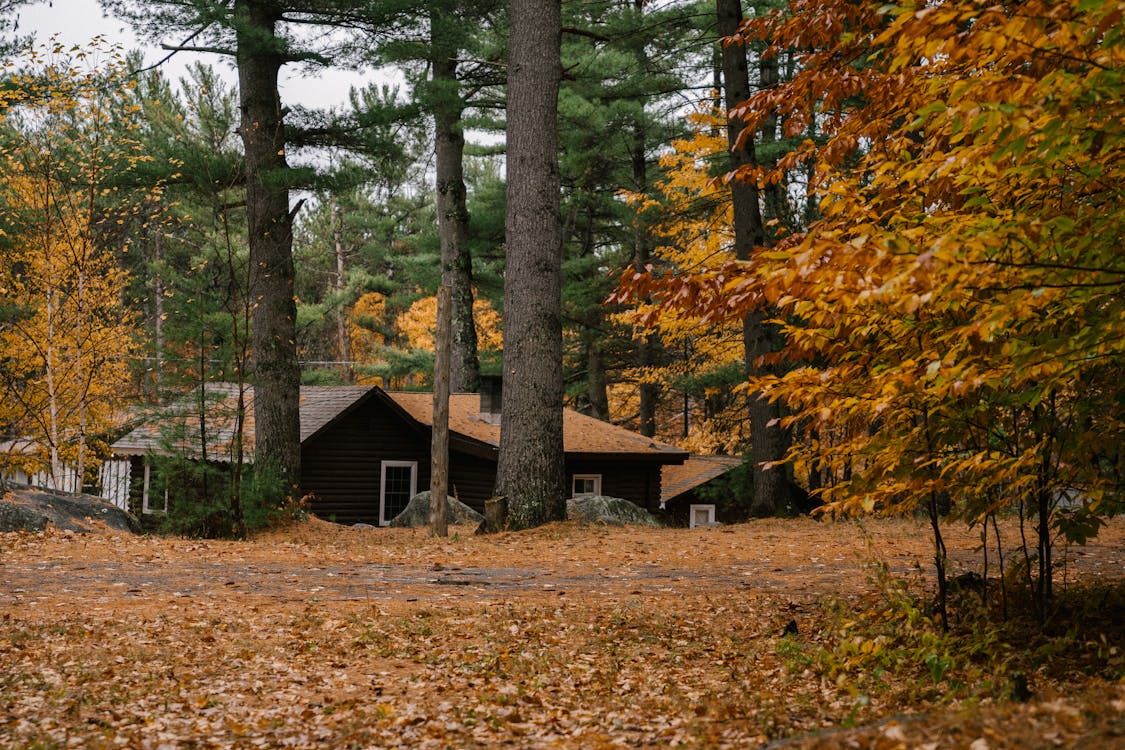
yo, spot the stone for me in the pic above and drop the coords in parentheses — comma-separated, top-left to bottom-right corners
(567, 495, 661, 527)
(388, 491, 484, 528)
(0, 486, 141, 534)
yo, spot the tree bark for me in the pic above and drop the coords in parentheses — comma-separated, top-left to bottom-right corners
(430, 284, 451, 537)
(235, 0, 301, 491)
(632, 118, 660, 437)
(629, 0, 659, 438)
(494, 0, 566, 530)
(585, 335, 611, 421)
(152, 228, 164, 397)
(432, 9, 481, 394)
(332, 201, 353, 383)
(717, 0, 792, 516)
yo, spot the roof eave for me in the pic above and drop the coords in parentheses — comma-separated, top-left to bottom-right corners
(566, 450, 689, 464)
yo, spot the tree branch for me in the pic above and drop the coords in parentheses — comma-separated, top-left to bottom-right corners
(159, 42, 235, 58)
(131, 24, 219, 75)
(562, 25, 611, 43)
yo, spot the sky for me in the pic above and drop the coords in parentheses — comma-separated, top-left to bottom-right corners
(17, 0, 381, 110)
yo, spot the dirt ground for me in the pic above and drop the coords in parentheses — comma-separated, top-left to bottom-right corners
(2, 514, 1123, 748)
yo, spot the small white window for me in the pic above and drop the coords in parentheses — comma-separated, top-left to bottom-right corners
(572, 474, 601, 497)
(141, 463, 168, 514)
(380, 461, 418, 525)
(689, 504, 716, 528)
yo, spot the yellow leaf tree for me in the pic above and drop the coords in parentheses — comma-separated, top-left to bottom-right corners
(616, 0, 1125, 618)
(0, 42, 144, 491)
(617, 107, 750, 455)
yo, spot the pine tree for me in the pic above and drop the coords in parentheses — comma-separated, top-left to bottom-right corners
(104, 0, 416, 490)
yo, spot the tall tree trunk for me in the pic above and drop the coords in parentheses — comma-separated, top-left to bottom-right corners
(235, 0, 301, 491)
(75, 261, 87, 494)
(630, 0, 659, 438)
(153, 228, 164, 397)
(494, 0, 566, 530)
(332, 201, 353, 383)
(45, 275, 61, 489)
(582, 328, 610, 420)
(432, 9, 481, 394)
(632, 118, 659, 437)
(717, 0, 792, 516)
(430, 284, 452, 537)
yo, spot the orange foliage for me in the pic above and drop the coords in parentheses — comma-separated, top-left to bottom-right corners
(616, 0, 1125, 543)
(397, 295, 503, 353)
(616, 107, 748, 454)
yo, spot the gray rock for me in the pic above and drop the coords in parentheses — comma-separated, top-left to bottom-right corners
(0, 486, 141, 534)
(567, 495, 661, 527)
(388, 491, 485, 528)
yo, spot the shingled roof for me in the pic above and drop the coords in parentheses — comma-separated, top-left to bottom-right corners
(386, 392, 688, 461)
(113, 384, 689, 465)
(660, 455, 742, 505)
(112, 384, 375, 458)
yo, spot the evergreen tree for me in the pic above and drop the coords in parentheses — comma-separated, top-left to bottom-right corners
(102, 0, 415, 491)
(556, 0, 709, 429)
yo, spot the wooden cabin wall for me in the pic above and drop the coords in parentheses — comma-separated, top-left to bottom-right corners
(565, 460, 663, 511)
(302, 399, 430, 525)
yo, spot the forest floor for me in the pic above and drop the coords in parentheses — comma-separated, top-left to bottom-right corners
(1, 513, 1123, 749)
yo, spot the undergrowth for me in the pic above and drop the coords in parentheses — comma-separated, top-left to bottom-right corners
(776, 559, 1125, 707)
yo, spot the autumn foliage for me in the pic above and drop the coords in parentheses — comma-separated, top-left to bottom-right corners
(616, 108, 750, 453)
(616, 0, 1125, 602)
(0, 43, 144, 489)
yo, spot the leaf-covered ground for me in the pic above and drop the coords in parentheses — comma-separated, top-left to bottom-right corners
(2, 515, 1123, 748)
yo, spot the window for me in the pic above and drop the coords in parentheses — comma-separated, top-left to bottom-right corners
(572, 474, 601, 497)
(689, 504, 716, 528)
(141, 462, 168, 514)
(380, 461, 417, 525)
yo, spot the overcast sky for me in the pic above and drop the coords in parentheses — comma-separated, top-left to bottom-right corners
(18, 0, 380, 110)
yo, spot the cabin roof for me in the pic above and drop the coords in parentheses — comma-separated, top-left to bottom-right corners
(111, 384, 375, 458)
(660, 455, 742, 505)
(112, 384, 688, 464)
(386, 391, 687, 461)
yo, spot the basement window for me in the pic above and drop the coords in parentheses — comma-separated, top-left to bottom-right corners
(572, 474, 601, 497)
(689, 504, 716, 528)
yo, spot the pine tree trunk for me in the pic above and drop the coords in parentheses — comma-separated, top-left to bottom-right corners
(633, 121, 660, 437)
(153, 228, 164, 397)
(432, 12, 481, 394)
(717, 0, 792, 516)
(494, 0, 566, 530)
(585, 336, 611, 421)
(430, 284, 451, 537)
(332, 201, 353, 383)
(630, 0, 659, 438)
(235, 0, 302, 491)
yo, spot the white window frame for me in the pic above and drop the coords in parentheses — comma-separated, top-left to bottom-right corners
(572, 473, 602, 497)
(689, 504, 716, 528)
(380, 460, 418, 526)
(141, 462, 168, 515)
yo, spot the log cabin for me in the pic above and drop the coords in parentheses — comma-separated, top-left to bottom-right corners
(112, 382, 695, 526)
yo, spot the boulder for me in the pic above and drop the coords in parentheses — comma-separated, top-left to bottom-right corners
(0, 485, 141, 534)
(388, 491, 485, 528)
(567, 495, 661, 527)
